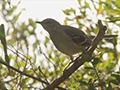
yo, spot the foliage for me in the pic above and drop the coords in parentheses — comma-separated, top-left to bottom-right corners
(0, 24, 10, 67)
(0, 0, 120, 90)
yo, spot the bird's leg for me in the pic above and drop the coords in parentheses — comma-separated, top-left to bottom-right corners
(63, 56, 74, 72)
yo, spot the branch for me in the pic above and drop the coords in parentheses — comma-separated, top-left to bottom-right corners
(0, 59, 48, 84)
(43, 20, 107, 90)
(0, 59, 67, 90)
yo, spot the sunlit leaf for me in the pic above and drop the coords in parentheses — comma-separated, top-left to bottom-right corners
(29, 18, 34, 25)
(99, 0, 102, 10)
(78, 0, 81, 6)
(110, 79, 119, 85)
(85, 1, 91, 10)
(104, 2, 120, 15)
(106, 17, 120, 22)
(97, 1, 104, 15)
(62, 9, 71, 15)
(88, 78, 92, 84)
(62, 8, 76, 15)
(112, 0, 120, 9)
(0, 24, 10, 64)
(0, 24, 10, 72)
(44, 36, 50, 47)
(7, 5, 17, 16)
(111, 74, 120, 83)
(13, 11, 22, 23)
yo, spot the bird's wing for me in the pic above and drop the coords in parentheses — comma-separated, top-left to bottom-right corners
(63, 25, 92, 46)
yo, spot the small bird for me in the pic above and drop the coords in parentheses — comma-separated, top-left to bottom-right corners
(36, 18, 117, 61)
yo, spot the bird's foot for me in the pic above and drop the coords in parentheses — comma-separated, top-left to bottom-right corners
(63, 61, 74, 73)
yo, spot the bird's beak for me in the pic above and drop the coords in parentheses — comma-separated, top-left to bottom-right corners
(36, 21, 41, 24)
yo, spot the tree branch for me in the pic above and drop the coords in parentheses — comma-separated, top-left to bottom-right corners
(43, 20, 107, 90)
(0, 59, 48, 84)
(0, 59, 67, 90)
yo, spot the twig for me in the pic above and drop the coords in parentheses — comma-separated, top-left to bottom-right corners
(0, 59, 67, 90)
(92, 63, 103, 89)
(38, 66, 49, 84)
(43, 20, 107, 90)
(0, 59, 48, 84)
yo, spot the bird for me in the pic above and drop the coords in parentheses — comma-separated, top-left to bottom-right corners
(36, 18, 117, 61)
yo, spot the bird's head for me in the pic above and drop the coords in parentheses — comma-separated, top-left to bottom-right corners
(36, 18, 61, 33)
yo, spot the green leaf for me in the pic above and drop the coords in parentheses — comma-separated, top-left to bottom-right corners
(13, 8, 25, 23)
(84, 66, 93, 69)
(29, 18, 37, 29)
(78, 80, 87, 85)
(98, 0, 102, 10)
(111, 74, 120, 83)
(0, 24, 9, 63)
(112, 0, 120, 9)
(63, 9, 71, 15)
(88, 79, 95, 90)
(7, 5, 17, 16)
(106, 9, 120, 15)
(104, 2, 120, 15)
(0, 24, 5, 39)
(106, 17, 120, 22)
(97, 0, 104, 15)
(107, 82, 112, 89)
(0, 24, 10, 71)
(62, 8, 76, 15)
(106, 0, 112, 4)
(85, 1, 91, 10)
(78, 0, 81, 6)
(13, 11, 22, 23)
(88, 78, 93, 84)
(0, 80, 7, 90)
(92, 58, 101, 66)
(65, 17, 74, 21)
(110, 79, 119, 85)
(44, 36, 50, 47)
(29, 18, 34, 25)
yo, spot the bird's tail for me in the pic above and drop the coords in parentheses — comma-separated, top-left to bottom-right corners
(88, 35, 118, 40)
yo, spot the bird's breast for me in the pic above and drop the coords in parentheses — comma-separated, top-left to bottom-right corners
(50, 31, 81, 56)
